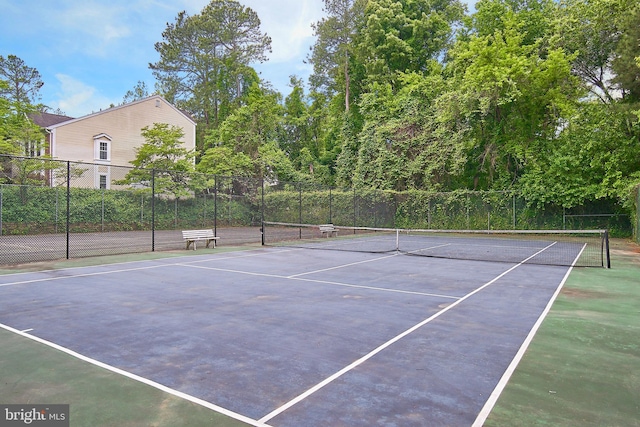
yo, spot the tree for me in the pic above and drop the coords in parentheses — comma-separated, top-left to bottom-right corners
(122, 81, 151, 104)
(356, 0, 465, 88)
(150, 0, 271, 137)
(519, 103, 640, 207)
(205, 82, 283, 160)
(309, 0, 367, 112)
(0, 55, 44, 109)
(118, 123, 197, 198)
(196, 145, 253, 177)
(281, 76, 312, 168)
(612, 5, 640, 101)
(0, 56, 46, 157)
(443, 6, 580, 189)
(350, 72, 467, 190)
(553, 0, 630, 103)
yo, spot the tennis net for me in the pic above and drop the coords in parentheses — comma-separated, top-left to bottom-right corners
(261, 222, 610, 268)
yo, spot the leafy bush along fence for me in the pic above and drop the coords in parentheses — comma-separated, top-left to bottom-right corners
(262, 184, 633, 236)
(0, 155, 633, 264)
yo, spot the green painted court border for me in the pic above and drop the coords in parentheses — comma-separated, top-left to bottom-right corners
(484, 238, 640, 426)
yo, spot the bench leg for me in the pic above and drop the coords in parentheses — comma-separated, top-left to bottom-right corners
(206, 239, 215, 249)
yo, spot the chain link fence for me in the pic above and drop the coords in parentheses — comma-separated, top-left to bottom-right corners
(0, 155, 633, 265)
(635, 184, 640, 244)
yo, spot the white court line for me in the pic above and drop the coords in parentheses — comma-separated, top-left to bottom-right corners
(471, 242, 586, 427)
(285, 243, 454, 278)
(0, 247, 296, 288)
(178, 262, 460, 300)
(176, 264, 286, 280)
(0, 264, 175, 288)
(291, 277, 460, 300)
(286, 252, 400, 278)
(0, 322, 272, 427)
(258, 241, 558, 424)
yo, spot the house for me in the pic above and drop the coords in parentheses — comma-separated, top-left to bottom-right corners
(31, 95, 196, 189)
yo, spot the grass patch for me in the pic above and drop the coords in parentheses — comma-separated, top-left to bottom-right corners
(484, 239, 640, 426)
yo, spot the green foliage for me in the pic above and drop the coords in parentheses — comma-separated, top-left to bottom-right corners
(519, 103, 640, 208)
(196, 146, 253, 177)
(0, 54, 44, 107)
(612, 5, 640, 101)
(208, 82, 283, 159)
(118, 123, 197, 198)
(151, 0, 271, 138)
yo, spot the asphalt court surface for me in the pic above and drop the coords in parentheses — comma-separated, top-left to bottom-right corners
(0, 247, 575, 426)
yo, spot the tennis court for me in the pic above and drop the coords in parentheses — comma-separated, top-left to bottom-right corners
(0, 230, 596, 426)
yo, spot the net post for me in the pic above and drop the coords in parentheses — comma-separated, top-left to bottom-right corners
(604, 230, 611, 268)
(396, 228, 400, 251)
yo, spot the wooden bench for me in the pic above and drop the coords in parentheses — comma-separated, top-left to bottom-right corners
(182, 229, 219, 250)
(319, 224, 338, 237)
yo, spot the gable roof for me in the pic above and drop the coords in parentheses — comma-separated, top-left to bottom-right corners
(43, 95, 196, 130)
(30, 112, 75, 128)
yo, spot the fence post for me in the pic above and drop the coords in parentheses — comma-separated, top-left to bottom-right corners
(55, 187, 59, 234)
(353, 187, 357, 229)
(151, 169, 155, 252)
(214, 176, 218, 238)
(636, 185, 640, 244)
(513, 194, 516, 229)
(101, 189, 105, 232)
(329, 187, 333, 224)
(66, 161, 70, 259)
(261, 177, 265, 246)
(298, 182, 302, 239)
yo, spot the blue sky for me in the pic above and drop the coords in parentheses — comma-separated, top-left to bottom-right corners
(0, 0, 324, 117)
(1, 0, 474, 118)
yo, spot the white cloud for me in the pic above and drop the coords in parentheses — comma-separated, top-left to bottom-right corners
(244, 0, 324, 64)
(178, 0, 324, 63)
(53, 74, 118, 117)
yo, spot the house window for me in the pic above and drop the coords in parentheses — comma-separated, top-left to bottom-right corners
(93, 133, 112, 163)
(25, 140, 44, 157)
(99, 174, 108, 189)
(99, 142, 108, 160)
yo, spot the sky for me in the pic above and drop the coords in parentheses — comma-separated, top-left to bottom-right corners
(0, 0, 325, 117)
